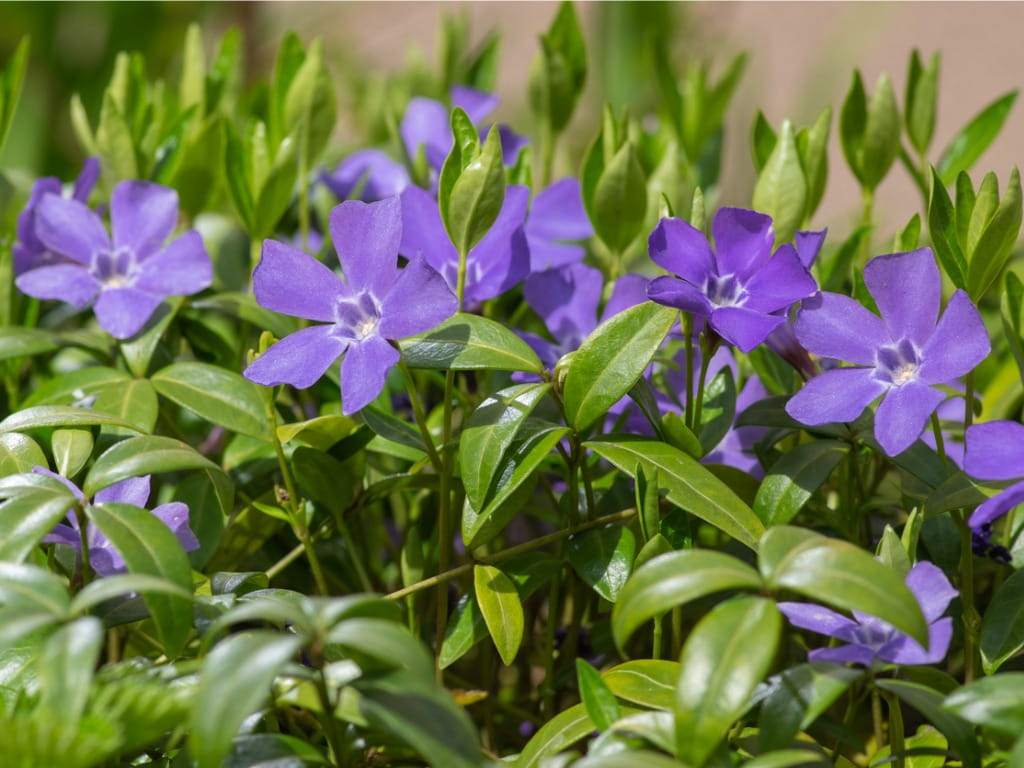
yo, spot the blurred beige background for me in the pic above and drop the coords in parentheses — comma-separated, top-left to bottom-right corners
(256, 2, 1023, 238)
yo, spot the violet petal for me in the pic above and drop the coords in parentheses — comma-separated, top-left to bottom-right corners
(111, 181, 179, 259)
(93, 286, 164, 339)
(863, 249, 940, 346)
(794, 292, 889, 366)
(133, 230, 212, 297)
(377, 257, 458, 339)
(253, 239, 349, 323)
(786, 368, 887, 425)
(917, 290, 991, 384)
(340, 334, 400, 415)
(873, 380, 945, 457)
(965, 420, 1024, 480)
(330, 196, 402, 297)
(648, 217, 714, 287)
(711, 207, 774, 281)
(244, 324, 348, 390)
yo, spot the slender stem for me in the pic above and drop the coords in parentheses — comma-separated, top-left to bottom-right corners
(930, 412, 949, 472)
(387, 508, 637, 601)
(964, 370, 975, 430)
(336, 515, 374, 593)
(540, 120, 555, 189)
(75, 504, 93, 588)
(652, 615, 663, 660)
(683, 313, 695, 429)
(883, 690, 905, 768)
(455, 246, 469, 311)
(859, 186, 875, 268)
(871, 686, 886, 752)
(315, 668, 349, 767)
(398, 359, 443, 472)
(542, 563, 563, 718)
(298, 133, 311, 252)
(692, 335, 718, 432)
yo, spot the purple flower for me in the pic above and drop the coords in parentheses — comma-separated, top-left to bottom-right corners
(646, 208, 818, 353)
(525, 178, 593, 272)
(778, 561, 956, 666)
(244, 196, 458, 414)
(964, 420, 1024, 535)
(785, 248, 990, 457)
(320, 149, 409, 202)
(399, 183, 531, 304)
(37, 468, 198, 577)
(14, 156, 100, 275)
(15, 180, 212, 339)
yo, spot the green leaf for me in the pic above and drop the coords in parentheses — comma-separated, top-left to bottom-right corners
(938, 90, 1017, 185)
(93, 377, 159, 434)
(70, 572, 192, 615)
(51, 429, 93, 479)
(0, 327, 58, 362)
(254, 132, 297, 239)
(1002, 271, 1024, 382)
(37, 616, 103, 724)
(568, 524, 636, 603)
(905, 50, 940, 156)
(399, 312, 542, 373)
(924, 471, 987, 518)
(328, 618, 435, 683)
(839, 70, 867, 182)
(799, 105, 832, 221)
(0, 485, 79, 563)
(191, 632, 303, 768)
(612, 549, 763, 649)
(87, 502, 194, 657)
(360, 407, 426, 455)
(0, 561, 70, 616)
(21, 366, 130, 408)
(592, 141, 647, 253)
(967, 166, 1021, 300)
(675, 596, 781, 767)
(120, 297, 182, 378)
(753, 440, 849, 526)
(753, 119, 807, 243)
(759, 526, 928, 645)
(474, 564, 524, 666)
(528, 1, 587, 135)
(282, 38, 336, 164)
(576, 659, 620, 731)
(83, 435, 224, 498)
(459, 383, 550, 512)
(96, 90, 138, 184)
(875, 679, 980, 768)
(563, 302, 676, 432)
(757, 662, 862, 752)
(0, 405, 145, 435)
(443, 114, 506, 257)
(0, 37, 29, 154)
(927, 167, 968, 289)
(223, 121, 254, 230)
(602, 659, 679, 711)
(750, 110, 777, 173)
(587, 436, 765, 550)
(517, 703, 594, 768)
(859, 72, 900, 189)
(981, 567, 1024, 673)
(153, 361, 270, 440)
(438, 107, 478, 218)
(0, 433, 46, 476)
(698, 366, 736, 454)
(943, 674, 1024, 738)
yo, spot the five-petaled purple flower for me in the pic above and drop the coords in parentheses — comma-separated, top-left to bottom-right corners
(15, 180, 213, 339)
(964, 420, 1024, 541)
(778, 560, 956, 666)
(786, 248, 990, 457)
(646, 208, 819, 353)
(38, 468, 198, 577)
(524, 178, 593, 272)
(244, 196, 458, 414)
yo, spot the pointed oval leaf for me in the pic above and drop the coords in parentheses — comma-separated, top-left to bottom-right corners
(981, 567, 1024, 674)
(859, 73, 900, 189)
(399, 312, 542, 373)
(576, 658, 620, 731)
(474, 564, 523, 666)
(51, 428, 94, 479)
(93, 378, 159, 434)
(753, 120, 807, 243)
(592, 141, 647, 253)
(875, 679, 980, 768)
(938, 90, 1018, 186)
(0, 487, 79, 563)
(568, 524, 636, 603)
(0, 405, 146, 435)
(753, 440, 849, 526)
(37, 616, 103, 724)
(153, 361, 270, 440)
(83, 435, 223, 498)
(0, 433, 46, 476)
(444, 122, 507, 257)
(943, 674, 1024, 738)
(0, 327, 58, 362)
(602, 659, 679, 711)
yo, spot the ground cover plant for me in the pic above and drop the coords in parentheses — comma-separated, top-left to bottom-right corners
(4, 4, 1024, 767)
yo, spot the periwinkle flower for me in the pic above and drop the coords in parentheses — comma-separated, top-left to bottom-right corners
(785, 248, 990, 457)
(320, 149, 410, 203)
(15, 180, 212, 339)
(646, 208, 818, 353)
(14, 156, 100, 275)
(244, 196, 458, 415)
(964, 420, 1024, 538)
(778, 561, 956, 666)
(525, 178, 593, 272)
(400, 183, 530, 304)
(38, 469, 198, 577)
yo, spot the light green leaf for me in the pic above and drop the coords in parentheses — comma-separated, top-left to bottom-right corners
(83, 435, 223, 497)
(943, 673, 1024, 738)
(51, 429, 93, 479)
(400, 312, 542, 373)
(0, 327, 57, 362)
(37, 616, 103, 724)
(592, 141, 647, 254)
(0, 433, 46, 476)
(938, 90, 1017, 186)
(0, 405, 145, 435)
(444, 120, 506, 257)
(576, 658, 620, 731)
(93, 377, 159, 434)
(602, 659, 679, 711)
(474, 564, 523, 666)
(0, 485, 79, 563)
(753, 119, 807, 243)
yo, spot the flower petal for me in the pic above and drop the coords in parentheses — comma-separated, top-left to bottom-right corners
(36, 194, 110, 264)
(244, 325, 347, 390)
(711, 207, 774, 281)
(968, 479, 1024, 531)
(873, 380, 945, 457)
(965, 420, 1024, 480)
(72, 156, 101, 203)
(133, 230, 213, 297)
(16, 264, 99, 307)
(252, 239, 348, 322)
(378, 257, 458, 339)
(709, 306, 785, 353)
(880, 617, 952, 665)
(794, 229, 827, 268)
(777, 601, 860, 639)
(15, 177, 62, 274)
(527, 238, 584, 272)
(95, 475, 151, 507)
(741, 247, 818, 314)
(399, 184, 457, 277)
(321, 149, 409, 202)
(916, 289, 990, 384)
(464, 186, 531, 302)
(863, 248, 940, 346)
(341, 334, 399, 415)
(525, 263, 603, 349)
(528, 178, 593, 243)
(94, 287, 165, 339)
(647, 217, 714, 286)
(794, 292, 888, 366)
(152, 502, 200, 552)
(602, 274, 650, 323)
(400, 97, 451, 171)
(786, 368, 887, 425)
(808, 644, 877, 666)
(647, 276, 712, 316)
(905, 561, 957, 624)
(330, 196, 402, 297)
(452, 85, 498, 124)
(111, 181, 179, 258)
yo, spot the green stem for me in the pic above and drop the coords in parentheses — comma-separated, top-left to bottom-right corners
(692, 335, 718, 432)
(683, 313, 695, 430)
(882, 690, 905, 768)
(930, 412, 949, 472)
(315, 668, 349, 767)
(964, 370, 975, 429)
(298, 134, 311, 252)
(387, 508, 637, 601)
(652, 615, 663, 660)
(542, 562, 563, 718)
(399, 360, 443, 472)
(540, 121, 555, 189)
(859, 186, 875, 268)
(336, 515, 374, 593)
(455, 245, 469, 311)
(871, 686, 886, 752)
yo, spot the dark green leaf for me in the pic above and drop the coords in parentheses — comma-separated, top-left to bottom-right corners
(71, 572, 192, 614)
(859, 73, 900, 189)
(753, 440, 849, 526)
(282, 39, 336, 163)
(0, 405, 145, 435)
(943, 674, 1024, 738)
(967, 165, 1021, 300)
(592, 141, 647, 253)
(938, 90, 1017, 186)
(21, 366, 130, 408)
(927, 167, 968, 289)
(93, 378, 159, 434)
(0, 561, 70, 616)
(839, 70, 867, 182)
(153, 361, 270, 440)
(568, 524, 636, 602)
(400, 312, 543, 373)
(757, 663, 862, 752)
(120, 297, 182, 378)
(981, 567, 1024, 674)
(474, 564, 524, 666)
(799, 105, 832, 220)
(0, 37, 29, 153)
(328, 618, 435, 683)
(529, 2, 587, 135)
(445, 115, 506, 257)
(698, 366, 736, 454)
(875, 679, 980, 768)
(1001, 271, 1024, 382)
(750, 110, 777, 173)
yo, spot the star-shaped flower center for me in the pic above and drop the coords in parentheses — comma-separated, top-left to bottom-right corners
(875, 338, 920, 386)
(333, 291, 382, 341)
(705, 273, 745, 308)
(91, 247, 137, 288)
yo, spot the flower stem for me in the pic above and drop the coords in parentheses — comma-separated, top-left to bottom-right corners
(871, 686, 886, 752)
(692, 334, 719, 433)
(882, 689, 905, 768)
(859, 186, 875, 268)
(930, 412, 949, 472)
(964, 370, 975, 430)
(298, 133, 311, 253)
(398, 360, 443, 473)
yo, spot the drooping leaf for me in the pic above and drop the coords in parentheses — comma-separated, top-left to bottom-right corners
(474, 564, 524, 666)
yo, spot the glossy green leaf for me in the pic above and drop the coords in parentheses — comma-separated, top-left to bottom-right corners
(924, 471, 987, 518)
(277, 414, 356, 450)
(575, 659, 620, 731)
(191, 632, 303, 768)
(676, 596, 781, 767)
(517, 703, 594, 768)
(938, 90, 1017, 186)
(568, 524, 636, 603)
(612, 549, 763, 649)
(0, 561, 70, 616)
(859, 72, 900, 189)
(587, 436, 765, 550)
(927, 166, 968, 289)
(93, 377, 159, 434)
(444, 117, 506, 257)
(1002, 271, 1024, 382)
(70, 572, 192, 614)
(0, 405, 145, 435)
(698, 366, 736, 454)
(750, 110, 777, 173)
(759, 526, 928, 645)
(967, 166, 1021, 300)
(943, 673, 1024, 738)
(223, 734, 329, 767)
(51, 429, 93, 479)
(753, 440, 849, 526)
(438, 107, 479, 218)
(120, 297, 182, 378)
(83, 435, 223, 497)
(328, 617, 435, 683)
(88, 502, 193, 657)
(875, 679, 980, 768)
(753, 119, 807, 243)
(0, 433, 46, 476)
(602, 659, 679, 711)
(839, 70, 867, 181)
(592, 141, 647, 253)
(564, 303, 676, 432)
(20, 366, 130, 408)
(757, 662, 862, 752)
(0, 327, 57, 362)
(905, 50, 940, 156)
(474, 564, 523, 665)
(153, 361, 270, 440)
(743, 749, 830, 768)
(981, 567, 1024, 674)
(37, 616, 102, 724)
(0, 484, 78, 563)
(223, 121, 255, 230)
(400, 312, 543, 373)
(282, 39, 336, 164)
(0, 37, 29, 153)
(254, 134, 298, 240)
(573, 752, 681, 768)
